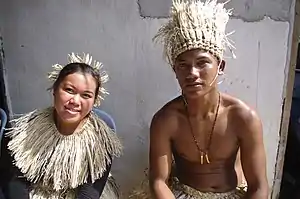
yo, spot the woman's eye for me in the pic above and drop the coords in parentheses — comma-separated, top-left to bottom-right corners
(82, 94, 92, 99)
(65, 88, 74, 93)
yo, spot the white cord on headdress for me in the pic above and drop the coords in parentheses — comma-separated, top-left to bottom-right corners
(48, 53, 109, 106)
(217, 73, 226, 85)
(209, 61, 224, 86)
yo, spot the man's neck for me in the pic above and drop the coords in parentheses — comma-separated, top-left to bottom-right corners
(183, 88, 220, 120)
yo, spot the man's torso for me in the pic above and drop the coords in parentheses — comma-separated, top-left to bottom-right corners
(161, 93, 248, 192)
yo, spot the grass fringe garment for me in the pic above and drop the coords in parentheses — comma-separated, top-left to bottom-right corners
(7, 107, 123, 199)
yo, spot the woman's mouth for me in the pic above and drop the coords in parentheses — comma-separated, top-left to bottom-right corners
(64, 107, 80, 114)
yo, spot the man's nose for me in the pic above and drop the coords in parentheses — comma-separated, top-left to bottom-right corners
(187, 66, 199, 79)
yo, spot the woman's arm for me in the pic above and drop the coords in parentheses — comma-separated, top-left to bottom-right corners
(2, 177, 29, 199)
(76, 162, 112, 199)
(0, 136, 30, 199)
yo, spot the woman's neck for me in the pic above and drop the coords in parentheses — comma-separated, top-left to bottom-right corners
(53, 110, 84, 136)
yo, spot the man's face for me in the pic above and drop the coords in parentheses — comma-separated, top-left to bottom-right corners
(173, 49, 225, 98)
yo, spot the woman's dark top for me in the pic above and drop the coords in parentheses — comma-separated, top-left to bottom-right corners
(0, 133, 111, 199)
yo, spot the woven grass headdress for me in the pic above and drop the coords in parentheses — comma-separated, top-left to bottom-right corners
(48, 52, 109, 106)
(154, 0, 235, 66)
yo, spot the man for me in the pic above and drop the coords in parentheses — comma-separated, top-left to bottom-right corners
(149, 0, 268, 198)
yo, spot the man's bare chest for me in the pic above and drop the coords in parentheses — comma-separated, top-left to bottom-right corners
(172, 117, 239, 163)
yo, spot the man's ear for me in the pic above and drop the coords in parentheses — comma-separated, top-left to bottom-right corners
(172, 65, 178, 79)
(218, 60, 226, 75)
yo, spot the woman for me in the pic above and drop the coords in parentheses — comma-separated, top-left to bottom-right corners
(1, 53, 122, 199)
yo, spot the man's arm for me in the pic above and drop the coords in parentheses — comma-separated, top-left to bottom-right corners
(237, 107, 269, 199)
(149, 111, 175, 199)
(234, 149, 246, 186)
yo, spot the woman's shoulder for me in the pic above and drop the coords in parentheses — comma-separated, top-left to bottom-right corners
(89, 111, 123, 158)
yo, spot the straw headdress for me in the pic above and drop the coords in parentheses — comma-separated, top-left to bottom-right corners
(48, 52, 109, 106)
(154, 0, 235, 66)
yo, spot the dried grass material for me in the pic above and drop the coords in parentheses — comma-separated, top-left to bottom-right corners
(48, 53, 109, 106)
(7, 107, 122, 198)
(153, 0, 235, 66)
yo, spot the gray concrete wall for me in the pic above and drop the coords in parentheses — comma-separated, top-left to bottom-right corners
(139, 0, 293, 21)
(0, 0, 295, 196)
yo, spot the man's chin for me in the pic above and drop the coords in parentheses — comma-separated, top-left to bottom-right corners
(183, 89, 207, 98)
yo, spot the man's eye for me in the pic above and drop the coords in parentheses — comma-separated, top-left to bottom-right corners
(196, 62, 208, 68)
(179, 64, 188, 68)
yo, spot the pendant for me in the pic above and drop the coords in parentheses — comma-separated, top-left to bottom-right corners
(200, 152, 204, 164)
(205, 153, 210, 164)
(200, 152, 211, 164)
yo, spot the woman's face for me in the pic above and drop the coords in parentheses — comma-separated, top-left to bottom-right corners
(53, 72, 97, 125)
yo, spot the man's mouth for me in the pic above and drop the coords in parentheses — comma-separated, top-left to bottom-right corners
(186, 82, 203, 87)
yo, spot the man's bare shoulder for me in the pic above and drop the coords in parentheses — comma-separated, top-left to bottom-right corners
(222, 93, 261, 127)
(150, 96, 183, 136)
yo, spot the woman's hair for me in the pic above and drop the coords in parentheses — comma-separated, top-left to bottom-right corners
(51, 62, 100, 100)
